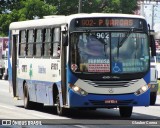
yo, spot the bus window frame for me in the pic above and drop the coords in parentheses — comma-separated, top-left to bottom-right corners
(52, 27, 61, 59)
(43, 28, 52, 58)
(26, 29, 35, 58)
(35, 29, 43, 58)
(19, 30, 27, 57)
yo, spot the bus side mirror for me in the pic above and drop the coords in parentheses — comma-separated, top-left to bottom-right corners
(62, 33, 68, 46)
(150, 35, 156, 56)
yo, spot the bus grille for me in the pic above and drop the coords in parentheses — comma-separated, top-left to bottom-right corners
(83, 79, 139, 88)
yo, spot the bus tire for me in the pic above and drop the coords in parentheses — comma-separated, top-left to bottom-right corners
(0, 75, 2, 80)
(56, 93, 66, 116)
(150, 92, 157, 105)
(119, 106, 133, 118)
(4, 75, 8, 80)
(23, 83, 34, 109)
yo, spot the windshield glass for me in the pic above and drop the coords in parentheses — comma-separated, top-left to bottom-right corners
(150, 56, 155, 63)
(70, 32, 149, 74)
(156, 52, 160, 63)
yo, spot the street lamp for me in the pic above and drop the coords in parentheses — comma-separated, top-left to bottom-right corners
(78, 0, 82, 13)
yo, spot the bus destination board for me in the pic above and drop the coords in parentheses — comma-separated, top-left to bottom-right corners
(75, 18, 143, 28)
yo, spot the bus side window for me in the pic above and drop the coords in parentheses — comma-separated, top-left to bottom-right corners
(27, 30, 34, 57)
(19, 30, 26, 57)
(44, 28, 51, 57)
(53, 28, 61, 58)
(35, 29, 42, 57)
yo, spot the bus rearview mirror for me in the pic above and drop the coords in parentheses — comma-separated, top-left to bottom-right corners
(150, 35, 156, 56)
(62, 34, 68, 46)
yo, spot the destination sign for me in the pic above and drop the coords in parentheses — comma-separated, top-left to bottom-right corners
(75, 18, 143, 28)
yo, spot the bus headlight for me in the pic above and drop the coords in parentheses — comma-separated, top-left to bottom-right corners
(134, 85, 148, 96)
(69, 84, 88, 96)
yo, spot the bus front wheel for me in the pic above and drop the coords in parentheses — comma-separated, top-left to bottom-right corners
(119, 106, 133, 118)
(56, 93, 66, 116)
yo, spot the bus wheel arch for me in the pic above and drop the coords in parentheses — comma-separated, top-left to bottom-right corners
(53, 84, 59, 105)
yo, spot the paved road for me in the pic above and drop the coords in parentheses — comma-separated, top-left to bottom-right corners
(0, 80, 160, 127)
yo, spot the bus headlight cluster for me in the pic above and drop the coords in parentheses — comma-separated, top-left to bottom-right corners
(134, 85, 148, 96)
(69, 84, 88, 96)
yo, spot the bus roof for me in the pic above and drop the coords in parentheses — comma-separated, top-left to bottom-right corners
(9, 13, 145, 30)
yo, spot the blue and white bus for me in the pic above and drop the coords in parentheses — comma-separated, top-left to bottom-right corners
(8, 13, 156, 117)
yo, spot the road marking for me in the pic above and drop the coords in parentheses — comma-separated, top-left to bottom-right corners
(74, 125, 89, 128)
(0, 89, 9, 93)
(30, 113, 53, 119)
(0, 104, 15, 110)
(30, 113, 69, 119)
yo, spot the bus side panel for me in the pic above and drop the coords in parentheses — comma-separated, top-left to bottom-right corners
(16, 57, 62, 105)
(17, 78, 62, 105)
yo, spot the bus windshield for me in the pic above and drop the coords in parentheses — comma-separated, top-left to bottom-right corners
(70, 31, 149, 74)
(156, 51, 160, 63)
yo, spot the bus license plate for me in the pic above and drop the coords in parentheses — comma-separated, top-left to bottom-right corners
(105, 100, 118, 104)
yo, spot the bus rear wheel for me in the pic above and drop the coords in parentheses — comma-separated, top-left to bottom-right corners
(119, 106, 133, 118)
(23, 83, 34, 109)
(56, 93, 66, 116)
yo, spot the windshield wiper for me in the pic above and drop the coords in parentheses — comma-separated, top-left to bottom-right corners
(116, 27, 135, 61)
(118, 27, 135, 48)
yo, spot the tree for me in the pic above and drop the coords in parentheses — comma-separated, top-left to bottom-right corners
(103, 0, 138, 14)
(20, 0, 56, 20)
(0, 0, 6, 14)
(45, 0, 138, 14)
(0, 0, 56, 36)
(0, 0, 139, 36)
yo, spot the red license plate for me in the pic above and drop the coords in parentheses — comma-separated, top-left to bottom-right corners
(105, 100, 118, 104)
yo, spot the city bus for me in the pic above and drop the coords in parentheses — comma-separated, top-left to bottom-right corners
(8, 13, 156, 118)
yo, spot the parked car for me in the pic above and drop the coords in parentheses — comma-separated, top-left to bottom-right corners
(150, 56, 158, 105)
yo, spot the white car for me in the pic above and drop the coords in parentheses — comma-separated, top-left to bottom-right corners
(156, 50, 160, 79)
(150, 56, 158, 105)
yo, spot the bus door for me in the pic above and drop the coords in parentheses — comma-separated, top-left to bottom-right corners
(60, 25, 68, 106)
(11, 31, 18, 97)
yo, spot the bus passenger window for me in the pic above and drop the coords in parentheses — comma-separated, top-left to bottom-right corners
(35, 29, 42, 57)
(19, 30, 26, 57)
(53, 28, 61, 58)
(27, 30, 34, 57)
(44, 28, 51, 57)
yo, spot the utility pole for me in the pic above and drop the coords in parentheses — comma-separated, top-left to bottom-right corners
(78, 0, 82, 13)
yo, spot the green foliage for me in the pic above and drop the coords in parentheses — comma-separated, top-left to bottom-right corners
(21, 0, 56, 19)
(102, 0, 138, 13)
(0, 0, 56, 36)
(0, 0, 138, 36)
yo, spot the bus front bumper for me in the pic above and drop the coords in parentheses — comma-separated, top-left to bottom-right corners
(68, 89, 150, 108)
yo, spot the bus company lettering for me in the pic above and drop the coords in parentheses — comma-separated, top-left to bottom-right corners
(38, 66, 46, 74)
(22, 65, 27, 72)
(51, 63, 58, 70)
(88, 59, 109, 64)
